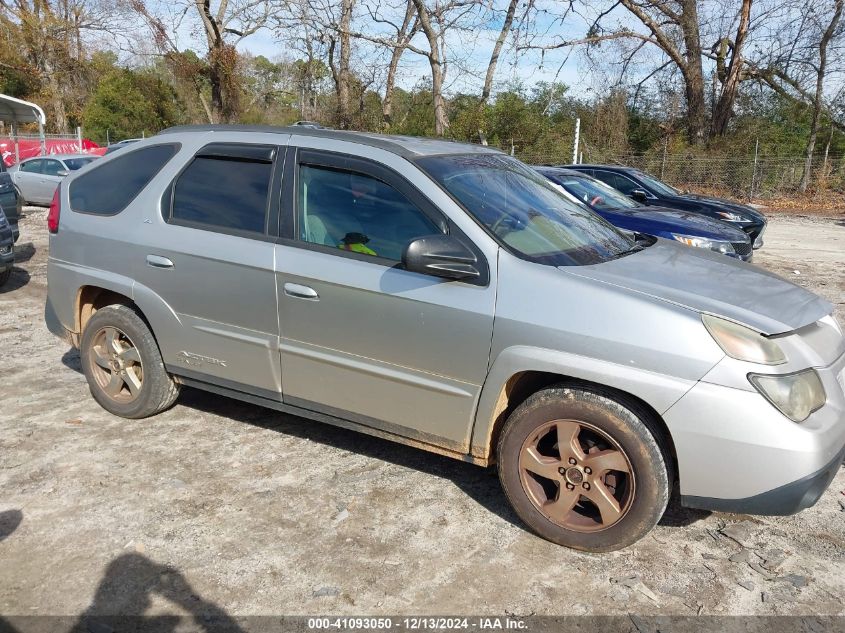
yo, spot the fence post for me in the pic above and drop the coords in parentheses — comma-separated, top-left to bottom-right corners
(572, 118, 580, 164)
(749, 138, 759, 202)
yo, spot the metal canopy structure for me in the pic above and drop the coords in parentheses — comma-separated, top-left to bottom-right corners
(0, 93, 47, 162)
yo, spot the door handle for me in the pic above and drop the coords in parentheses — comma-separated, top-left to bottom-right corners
(284, 282, 319, 300)
(146, 255, 174, 269)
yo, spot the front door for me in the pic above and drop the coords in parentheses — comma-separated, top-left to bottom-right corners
(274, 146, 496, 450)
(15, 159, 44, 203)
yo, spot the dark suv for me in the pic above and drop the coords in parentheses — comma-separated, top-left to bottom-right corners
(0, 160, 22, 242)
(0, 206, 14, 286)
(563, 165, 767, 249)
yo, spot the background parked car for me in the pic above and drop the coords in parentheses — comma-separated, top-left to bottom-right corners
(535, 167, 753, 261)
(563, 164, 767, 248)
(9, 154, 99, 205)
(103, 138, 142, 155)
(0, 206, 14, 287)
(0, 159, 21, 242)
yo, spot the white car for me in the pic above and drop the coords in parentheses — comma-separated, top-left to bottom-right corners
(10, 154, 99, 205)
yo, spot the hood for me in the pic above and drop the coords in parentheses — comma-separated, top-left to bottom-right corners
(563, 240, 831, 335)
(599, 206, 749, 241)
(676, 193, 766, 222)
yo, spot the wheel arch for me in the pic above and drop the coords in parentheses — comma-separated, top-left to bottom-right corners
(470, 346, 691, 474)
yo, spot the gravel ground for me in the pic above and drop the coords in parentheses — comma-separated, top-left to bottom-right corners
(1, 207, 843, 618)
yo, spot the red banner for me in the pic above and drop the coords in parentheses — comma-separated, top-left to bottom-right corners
(0, 138, 104, 166)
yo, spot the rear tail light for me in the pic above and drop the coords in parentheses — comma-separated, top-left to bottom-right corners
(47, 188, 60, 233)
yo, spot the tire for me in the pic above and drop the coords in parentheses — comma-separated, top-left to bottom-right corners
(497, 384, 671, 552)
(0, 268, 10, 287)
(80, 304, 180, 419)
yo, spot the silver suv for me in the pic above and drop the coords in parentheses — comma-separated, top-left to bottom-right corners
(45, 126, 845, 552)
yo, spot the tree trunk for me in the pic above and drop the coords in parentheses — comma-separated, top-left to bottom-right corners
(480, 0, 518, 105)
(383, 0, 416, 130)
(335, 0, 354, 129)
(678, 0, 706, 144)
(710, 0, 752, 137)
(799, 0, 843, 193)
(410, 0, 449, 136)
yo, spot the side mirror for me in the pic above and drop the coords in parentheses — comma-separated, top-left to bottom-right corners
(56, 170, 68, 177)
(630, 189, 648, 203)
(402, 234, 481, 281)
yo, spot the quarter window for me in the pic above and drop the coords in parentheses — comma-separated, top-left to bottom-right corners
(171, 151, 273, 234)
(298, 164, 439, 261)
(70, 144, 179, 215)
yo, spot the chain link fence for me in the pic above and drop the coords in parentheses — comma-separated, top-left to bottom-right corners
(513, 149, 845, 201)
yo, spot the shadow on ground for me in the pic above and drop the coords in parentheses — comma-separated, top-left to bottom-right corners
(0, 509, 22, 543)
(51, 351, 708, 534)
(2, 552, 244, 633)
(13, 242, 36, 264)
(0, 267, 30, 294)
(178, 387, 707, 533)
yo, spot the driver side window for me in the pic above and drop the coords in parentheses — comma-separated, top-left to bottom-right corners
(298, 164, 440, 261)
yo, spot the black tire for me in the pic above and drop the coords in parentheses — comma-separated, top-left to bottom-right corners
(80, 304, 180, 419)
(498, 384, 671, 552)
(0, 268, 10, 287)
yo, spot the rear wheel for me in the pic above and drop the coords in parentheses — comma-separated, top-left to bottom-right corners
(498, 384, 670, 552)
(80, 304, 179, 418)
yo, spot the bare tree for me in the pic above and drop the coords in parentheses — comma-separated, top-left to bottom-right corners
(798, 0, 843, 191)
(710, 0, 752, 136)
(0, 0, 128, 131)
(480, 0, 518, 105)
(132, 0, 271, 123)
(376, 0, 417, 129)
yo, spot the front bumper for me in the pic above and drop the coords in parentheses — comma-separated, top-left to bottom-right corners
(664, 350, 845, 515)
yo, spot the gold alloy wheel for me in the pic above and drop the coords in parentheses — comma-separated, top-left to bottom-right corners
(87, 326, 144, 404)
(518, 419, 635, 532)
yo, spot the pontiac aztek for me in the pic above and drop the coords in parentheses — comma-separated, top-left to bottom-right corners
(45, 126, 845, 551)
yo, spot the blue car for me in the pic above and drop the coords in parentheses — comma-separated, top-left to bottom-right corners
(535, 167, 753, 261)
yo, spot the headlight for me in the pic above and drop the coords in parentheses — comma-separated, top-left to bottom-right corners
(672, 234, 735, 255)
(702, 314, 786, 364)
(716, 211, 750, 223)
(748, 370, 826, 422)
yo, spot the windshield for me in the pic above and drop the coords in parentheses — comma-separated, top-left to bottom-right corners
(633, 170, 679, 196)
(417, 154, 636, 266)
(552, 173, 639, 210)
(63, 157, 96, 171)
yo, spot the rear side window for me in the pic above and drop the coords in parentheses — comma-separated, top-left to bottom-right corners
(169, 145, 274, 235)
(70, 144, 179, 215)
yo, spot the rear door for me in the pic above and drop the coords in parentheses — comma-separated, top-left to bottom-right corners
(132, 141, 286, 397)
(273, 142, 497, 450)
(39, 159, 66, 202)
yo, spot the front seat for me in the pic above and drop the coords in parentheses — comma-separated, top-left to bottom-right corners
(302, 180, 365, 248)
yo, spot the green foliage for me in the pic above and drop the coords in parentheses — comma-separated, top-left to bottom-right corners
(82, 68, 184, 143)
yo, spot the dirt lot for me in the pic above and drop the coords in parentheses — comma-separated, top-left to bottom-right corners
(1, 207, 844, 618)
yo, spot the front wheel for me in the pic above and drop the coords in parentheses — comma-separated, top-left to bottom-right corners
(497, 385, 671, 552)
(80, 304, 180, 419)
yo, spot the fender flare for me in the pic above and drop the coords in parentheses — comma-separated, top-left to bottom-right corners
(469, 345, 696, 460)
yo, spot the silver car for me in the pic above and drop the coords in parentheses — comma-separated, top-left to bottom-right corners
(10, 154, 99, 205)
(44, 126, 845, 552)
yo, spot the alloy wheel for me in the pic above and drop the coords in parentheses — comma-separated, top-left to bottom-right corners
(518, 419, 635, 532)
(87, 326, 144, 404)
